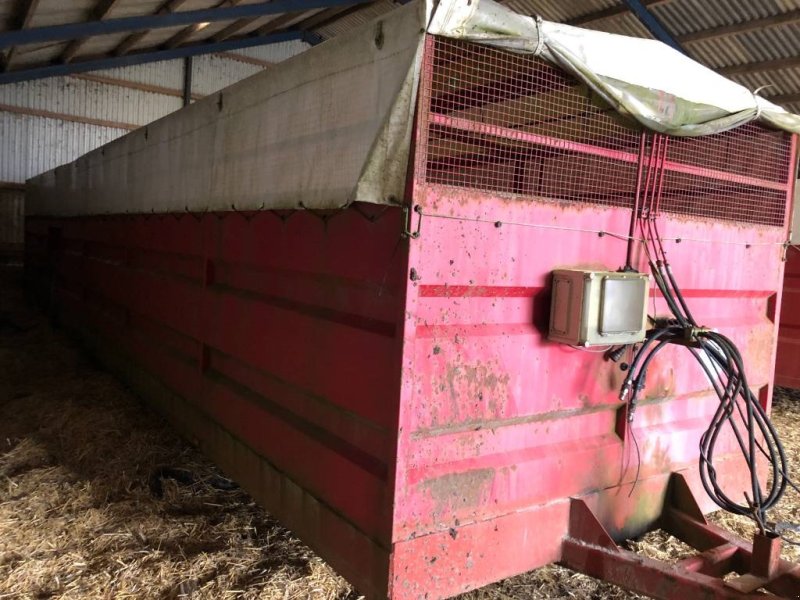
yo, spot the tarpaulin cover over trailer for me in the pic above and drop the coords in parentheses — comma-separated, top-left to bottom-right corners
(25, 0, 800, 598)
(26, 0, 800, 216)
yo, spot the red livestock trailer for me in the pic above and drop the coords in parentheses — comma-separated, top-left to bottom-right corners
(24, 0, 800, 597)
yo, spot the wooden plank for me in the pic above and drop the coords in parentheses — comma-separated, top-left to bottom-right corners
(0, 102, 139, 131)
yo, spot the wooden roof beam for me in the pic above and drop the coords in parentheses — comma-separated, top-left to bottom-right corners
(59, 0, 123, 64)
(293, 5, 354, 30)
(1, 0, 41, 72)
(254, 11, 313, 35)
(113, 0, 189, 56)
(297, 2, 368, 32)
(211, 17, 256, 42)
(211, 0, 366, 43)
(163, 0, 242, 50)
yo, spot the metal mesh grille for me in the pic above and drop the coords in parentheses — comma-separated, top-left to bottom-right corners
(419, 36, 793, 227)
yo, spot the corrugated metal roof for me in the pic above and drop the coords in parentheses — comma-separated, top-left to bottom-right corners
(505, 0, 617, 22)
(638, 0, 800, 108)
(490, 0, 800, 110)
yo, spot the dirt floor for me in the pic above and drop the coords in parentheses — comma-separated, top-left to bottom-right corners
(1, 265, 799, 600)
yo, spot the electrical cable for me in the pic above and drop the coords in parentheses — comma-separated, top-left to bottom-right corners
(627, 422, 641, 498)
(619, 134, 794, 528)
(627, 228, 790, 528)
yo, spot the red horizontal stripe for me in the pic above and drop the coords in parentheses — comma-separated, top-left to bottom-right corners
(419, 285, 544, 298)
(650, 288, 773, 299)
(416, 323, 535, 338)
(419, 285, 771, 299)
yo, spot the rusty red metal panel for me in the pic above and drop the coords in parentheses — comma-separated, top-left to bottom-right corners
(387, 34, 795, 599)
(776, 249, 800, 388)
(26, 205, 408, 598)
(562, 475, 800, 599)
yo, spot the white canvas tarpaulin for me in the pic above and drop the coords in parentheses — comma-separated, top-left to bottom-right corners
(27, 0, 427, 216)
(27, 0, 800, 217)
(428, 0, 800, 136)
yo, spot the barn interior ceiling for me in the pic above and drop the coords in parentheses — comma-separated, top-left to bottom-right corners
(0, 0, 799, 113)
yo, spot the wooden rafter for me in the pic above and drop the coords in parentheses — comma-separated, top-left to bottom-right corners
(210, 2, 359, 44)
(59, 0, 123, 64)
(254, 11, 314, 35)
(293, 5, 356, 30)
(212, 9, 321, 43)
(295, 2, 368, 32)
(112, 0, 189, 56)
(211, 17, 258, 42)
(71, 72, 205, 100)
(1, 0, 41, 72)
(163, 0, 243, 50)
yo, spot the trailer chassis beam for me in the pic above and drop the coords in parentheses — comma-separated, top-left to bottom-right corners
(561, 473, 800, 599)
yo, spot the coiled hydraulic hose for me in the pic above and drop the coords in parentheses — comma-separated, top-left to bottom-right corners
(622, 243, 792, 526)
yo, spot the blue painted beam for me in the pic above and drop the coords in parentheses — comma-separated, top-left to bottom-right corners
(0, 0, 360, 49)
(621, 0, 684, 53)
(0, 30, 315, 85)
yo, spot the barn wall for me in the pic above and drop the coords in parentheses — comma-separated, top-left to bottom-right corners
(0, 40, 308, 256)
(0, 40, 309, 188)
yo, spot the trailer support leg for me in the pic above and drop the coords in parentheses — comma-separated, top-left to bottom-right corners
(560, 473, 800, 599)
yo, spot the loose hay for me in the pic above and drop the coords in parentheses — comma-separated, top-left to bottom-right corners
(1, 265, 798, 600)
(0, 271, 354, 600)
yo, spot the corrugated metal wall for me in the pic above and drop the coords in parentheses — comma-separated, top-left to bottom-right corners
(0, 114, 125, 185)
(0, 39, 309, 185)
(0, 39, 308, 258)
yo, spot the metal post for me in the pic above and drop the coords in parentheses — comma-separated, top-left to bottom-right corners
(621, 0, 684, 53)
(183, 56, 193, 107)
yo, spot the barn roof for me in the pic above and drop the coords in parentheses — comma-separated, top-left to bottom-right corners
(1, 0, 799, 120)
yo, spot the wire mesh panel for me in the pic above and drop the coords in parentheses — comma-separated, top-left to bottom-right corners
(659, 125, 792, 226)
(418, 35, 793, 228)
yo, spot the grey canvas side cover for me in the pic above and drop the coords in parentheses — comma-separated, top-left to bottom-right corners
(27, 0, 800, 217)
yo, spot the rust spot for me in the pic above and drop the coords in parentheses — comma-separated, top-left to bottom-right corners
(436, 360, 511, 424)
(421, 468, 494, 515)
(648, 437, 673, 473)
(647, 366, 675, 399)
(746, 326, 773, 377)
(604, 361, 627, 395)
